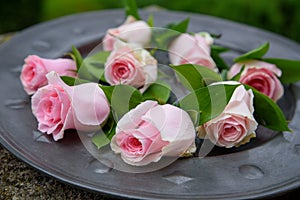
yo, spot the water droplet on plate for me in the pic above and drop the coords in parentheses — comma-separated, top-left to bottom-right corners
(33, 130, 42, 140)
(283, 131, 295, 142)
(283, 124, 300, 143)
(4, 99, 28, 109)
(32, 41, 51, 52)
(32, 130, 52, 144)
(163, 171, 194, 184)
(293, 144, 300, 155)
(88, 159, 113, 174)
(36, 135, 52, 143)
(10, 65, 23, 74)
(239, 164, 264, 179)
(72, 28, 85, 35)
(114, 19, 123, 24)
(87, 132, 96, 138)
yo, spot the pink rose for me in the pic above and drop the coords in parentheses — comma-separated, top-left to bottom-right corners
(102, 16, 151, 51)
(168, 33, 216, 70)
(198, 84, 258, 148)
(110, 100, 195, 166)
(104, 42, 157, 92)
(20, 55, 77, 95)
(31, 72, 110, 141)
(228, 60, 284, 101)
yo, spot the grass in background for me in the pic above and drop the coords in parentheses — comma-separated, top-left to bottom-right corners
(1, 0, 300, 43)
(41, 0, 106, 20)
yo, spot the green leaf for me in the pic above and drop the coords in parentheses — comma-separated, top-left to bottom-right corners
(186, 110, 200, 126)
(102, 113, 117, 140)
(85, 51, 110, 64)
(263, 58, 300, 84)
(151, 28, 180, 49)
(230, 65, 246, 81)
(151, 18, 189, 49)
(81, 51, 110, 82)
(234, 42, 269, 62)
(68, 46, 93, 80)
(166, 18, 190, 33)
(220, 69, 228, 81)
(60, 76, 89, 86)
(71, 45, 83, 71)
(100, 85, 143, 121)
(211, 45, 228, 53)
(210, 33, 222, 39)
(143, 81, 171, 104)
(91, 113, 117, 149)
(123, 0, 141, 20)
(72, 51, 110, 81)
(211, 50, 229, 70)
(245, 85, 290, 131)
(171, 64, 223, 91)
(211, 45, 229, 70)
(92, 132, 111, 149)
(180, 84, 238, 125)
(61, 76, 76, 86)
(85, 64, 105, 81)
(91, 114, 117, 149)
(100, 85, 114, 103)
(147, 14, 154, 27)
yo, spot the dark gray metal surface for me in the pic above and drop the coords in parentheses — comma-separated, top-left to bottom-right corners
(1, 9, 300, 199)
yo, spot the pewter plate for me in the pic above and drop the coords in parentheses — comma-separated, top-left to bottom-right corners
(1, 9, 300, 199)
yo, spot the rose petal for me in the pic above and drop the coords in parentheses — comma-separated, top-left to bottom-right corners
(71, 83, 110, 128)
(116, 100, 158, 132)
(142, 104, 195, 156)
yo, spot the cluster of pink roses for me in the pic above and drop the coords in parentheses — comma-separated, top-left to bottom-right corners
(20, 14, 286, 167)
(21, 56, 110, 141)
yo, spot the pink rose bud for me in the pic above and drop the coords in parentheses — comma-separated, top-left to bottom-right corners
(20, 55, 77, 95)
(168, 33, 216, 70)
(31, 72, 110, 141)
(198, 84, 258, 148)
(228, 60, 284, 101)
(104, 41, 157, 92)
(102, 16, 151, 51)
(111, 100, 195, 166)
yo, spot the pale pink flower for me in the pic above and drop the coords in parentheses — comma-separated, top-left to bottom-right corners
(198, 84, 258, 148)
(229, 60, 284, 101)
(102, 16, 151, 51)
(31, 72, 110, 141)
(168, 33, 216, 70)
(111, 100, 195, 166)
(104, 42, 157, 92)
(20, 55, 77, 95)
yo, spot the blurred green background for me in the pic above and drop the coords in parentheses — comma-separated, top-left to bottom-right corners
(0, 0, 299, 43)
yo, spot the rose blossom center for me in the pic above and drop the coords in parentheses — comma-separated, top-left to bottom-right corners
(116, 65, 129, 77)
(128, 137, 143, 151)
(43, 101, 53, 114)
(120, 135, 143, 154)
(247, 78, 266, 91)
(224, 126, 237, 135)
(42, 92, 61, 123)
(220, 122, 244, 142)
(240, 69, 275, 97)
(23, 66, 36, 82)
(112, 60, 133, 81)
